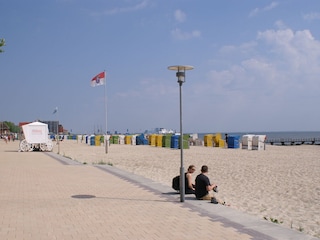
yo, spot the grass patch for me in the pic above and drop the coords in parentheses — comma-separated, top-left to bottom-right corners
(92, 160, 113, 166)
(97, 160, 107, 165)
(263, 216, 283, 224)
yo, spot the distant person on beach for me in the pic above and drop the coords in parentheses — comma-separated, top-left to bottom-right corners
(225, 134, 228, 148)
(195, 165, 221, 204)
(185, 165, 196, 194)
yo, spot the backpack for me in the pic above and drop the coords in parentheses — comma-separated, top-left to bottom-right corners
(172, 175, 180, 191)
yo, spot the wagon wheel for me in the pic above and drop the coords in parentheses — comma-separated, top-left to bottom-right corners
(46, 140, 53, 151)
(20, 139, 32, 152)
(29, 144, 35, 151)
(40, 143, 47, 151)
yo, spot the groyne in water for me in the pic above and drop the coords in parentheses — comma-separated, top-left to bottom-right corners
(265, 137, 320, 145)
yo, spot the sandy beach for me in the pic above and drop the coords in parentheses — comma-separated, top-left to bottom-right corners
(7, 139, 320, 238)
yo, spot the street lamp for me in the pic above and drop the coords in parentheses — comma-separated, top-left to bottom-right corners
(168, 65, 194, 202)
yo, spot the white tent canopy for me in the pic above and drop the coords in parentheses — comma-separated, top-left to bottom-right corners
(22, 121, 49, 144)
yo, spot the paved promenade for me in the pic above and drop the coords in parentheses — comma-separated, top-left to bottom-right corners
(0, 141, 317, 240)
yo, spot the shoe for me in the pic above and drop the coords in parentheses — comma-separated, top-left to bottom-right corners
(211, 197, 218, 204)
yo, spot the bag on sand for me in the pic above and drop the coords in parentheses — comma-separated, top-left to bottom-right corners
(172, 175, 180, 191)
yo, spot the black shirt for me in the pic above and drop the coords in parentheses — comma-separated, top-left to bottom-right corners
(195, 173, 211, 199)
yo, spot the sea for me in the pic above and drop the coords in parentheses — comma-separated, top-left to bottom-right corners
(195, 131, 320, 141)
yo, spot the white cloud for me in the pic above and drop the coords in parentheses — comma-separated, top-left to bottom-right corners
(171, 10, 200, 40)
(257, 28, 320, 74)
(249, 8, 259, 17)
(264, 1, 279, 11)
(171, 28, 201, 40)
(93, 0, 149, 16)
(116, 78, 176, 99)
(274, 20, 287, 29)
(178, 25, 320, 131)
(249, 1, 279, 17)
(195, 26, 320, 130)
(174, 9, 186, 23)
(303, 12, 320, 21)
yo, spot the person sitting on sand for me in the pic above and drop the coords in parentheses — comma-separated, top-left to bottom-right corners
(195, 165, 221, 204)
(185, 165, 196, 194)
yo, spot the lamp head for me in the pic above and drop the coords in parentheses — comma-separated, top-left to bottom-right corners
(176, 71, 185, 83)
(168, 65, 194, 85)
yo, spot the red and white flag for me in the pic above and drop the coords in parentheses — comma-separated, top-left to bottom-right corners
(91, 72, 106, 87)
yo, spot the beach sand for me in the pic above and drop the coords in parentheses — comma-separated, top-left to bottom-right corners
(13, 139, 320, 238)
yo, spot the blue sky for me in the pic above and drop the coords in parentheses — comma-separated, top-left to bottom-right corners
(1, 0, 320, 134)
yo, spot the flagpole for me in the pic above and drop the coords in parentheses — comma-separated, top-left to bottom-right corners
(57, 108, 60, 154)
(104, 70, 108, 154)
(53, 107, 60, 154)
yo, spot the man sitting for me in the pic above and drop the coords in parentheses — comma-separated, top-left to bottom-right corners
(195, 165, 219, 203)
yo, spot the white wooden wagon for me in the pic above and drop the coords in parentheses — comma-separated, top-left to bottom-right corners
(19, 121, 53, 152)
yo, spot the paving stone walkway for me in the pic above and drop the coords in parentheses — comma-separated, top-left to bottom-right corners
(0, 141, 317, 240)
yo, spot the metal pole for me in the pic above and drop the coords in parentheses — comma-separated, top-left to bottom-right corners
(57, 110, 60, 155)
(168, 65, 193, 203)
(104, 70, 108, 154)
(179, 80, 185, 202)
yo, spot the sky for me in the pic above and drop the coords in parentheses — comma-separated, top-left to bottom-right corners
(1, 0, 320, 134)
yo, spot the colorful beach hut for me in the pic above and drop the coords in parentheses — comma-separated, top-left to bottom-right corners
(227, 135, 240, 148)
(242, 134, 255, 150)
(204, 134, 214, 147)
(125, 135, 132, 145)
(162, 134, 172, 148)
(149, 134, 157, 147)
(156, 135, 163, 147)
(252, 135, 266, 150)
(136, 134, 148, 145)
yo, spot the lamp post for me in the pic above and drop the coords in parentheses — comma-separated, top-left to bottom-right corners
(168, 65, 194, 202)
(57, 116, 60, 155)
